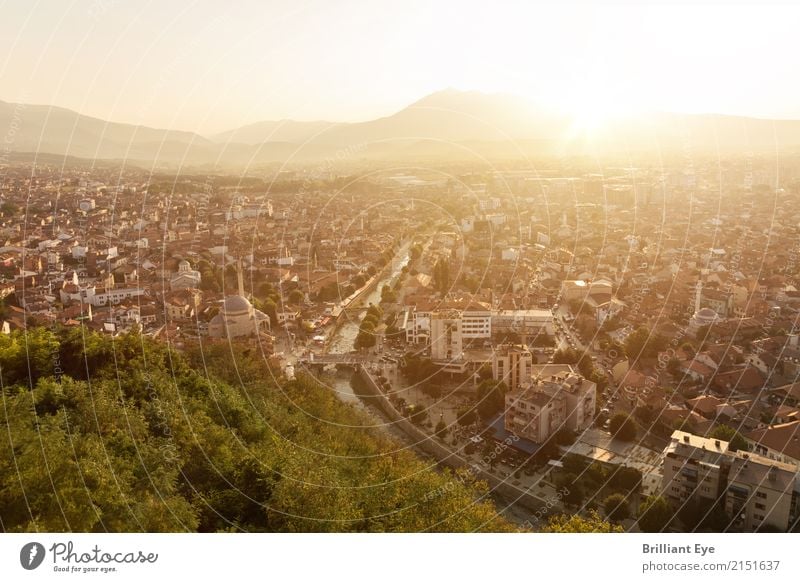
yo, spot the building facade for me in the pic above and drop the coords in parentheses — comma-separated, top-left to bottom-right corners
(503, 365, 596, 443)
(493, 344, 533, 391)
(661, 430, 800, 531)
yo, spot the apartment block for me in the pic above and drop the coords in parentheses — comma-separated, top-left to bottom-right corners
(662, 431, 730, 506)
(504, 365, 596, 443)
(726, 452, 800, 532)
(493, 344, 533, 391)
(661, 430, 800, 531)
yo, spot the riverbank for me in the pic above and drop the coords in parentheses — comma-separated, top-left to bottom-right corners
(325, 240, 411, 354)
(351, 365, 554, 519)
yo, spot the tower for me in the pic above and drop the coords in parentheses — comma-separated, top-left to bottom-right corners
(694, 279, 703, 314)
(237, 257, 245, 297)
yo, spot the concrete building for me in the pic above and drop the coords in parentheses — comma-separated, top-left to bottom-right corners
(91, 287, 146, 306)
(726, 452, 800, 532)
(492, 309, 554, 338)
(461, 301, 492, 339)
(492, 344, 532, 391)
(405, 305, 432, 344)
(661, 431, 730, 507)
(745, 421, 800, 467)
(503, 365, 596, 443)
(661, 430, 800, 531)
(407, 304, 551, 345)
(429, 311, 462, 362)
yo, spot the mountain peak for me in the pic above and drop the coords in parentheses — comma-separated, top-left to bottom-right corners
(409, 88, 511, 109)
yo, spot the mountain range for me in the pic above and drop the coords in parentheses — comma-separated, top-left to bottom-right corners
(3, 89, 800, 168)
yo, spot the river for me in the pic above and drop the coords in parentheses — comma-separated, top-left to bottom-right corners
(313, 241, 411, 410)
(326, 240, 412, 355)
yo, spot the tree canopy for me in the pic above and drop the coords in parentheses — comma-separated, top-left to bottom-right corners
(637, 495, 673, 532)
(710, 424, 749, 452)
(609, 413, 637, 441)
(540, 510, 623, 533)
(0, 327, 514, 532)
(624, 327, 667, 360)
(603, 493, 631, 523)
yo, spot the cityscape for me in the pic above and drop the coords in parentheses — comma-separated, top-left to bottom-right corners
(2, 147, 799, 533)
(2, 1, 800, 543)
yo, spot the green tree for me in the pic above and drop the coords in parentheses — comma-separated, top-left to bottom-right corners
(553, 347, 579, 364)
(624, 326, 668, 360)
(556, 473, 585, 507)
(710, 424, 748, 452)
(695, 324, 711, 342)
(475, 380, 508, 420)
(666, 357, 681, 376)
(603, 493, 631, 523)
(0, 201, 19, 215)
(380, 285, 397, 303)
(637, 495, 673, 532)
(0, 327, 520, 533)
(608, 466, 642, 494)
(540, 510, 623, 533)
(432, 258, 450, 293)
(609, 413, 637, 441)
(260, 298, 278, 326)
(288, 289, 305, 305)
(456, 406, 477, 426)
(678, 497, 732, 532)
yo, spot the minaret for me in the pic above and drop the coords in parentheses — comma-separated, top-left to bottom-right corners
(694, 279, 703, 314)
(237, 257, 245, 297)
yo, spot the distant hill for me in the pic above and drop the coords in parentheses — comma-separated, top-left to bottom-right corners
(0, 100, 212, 163)
(3, 91, 800, 168)
(210, 119, 341, 145)
(302, 89, 569, 146)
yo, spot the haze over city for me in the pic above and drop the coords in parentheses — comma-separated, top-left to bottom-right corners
(3, 3, 800, 573)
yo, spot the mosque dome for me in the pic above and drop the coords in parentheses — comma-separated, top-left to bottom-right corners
(222, 295, 252, 315)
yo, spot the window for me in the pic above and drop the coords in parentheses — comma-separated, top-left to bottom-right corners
(756, 492, 767, 499)
(755, 503, 766, 510)
(755, 514, 764, 521)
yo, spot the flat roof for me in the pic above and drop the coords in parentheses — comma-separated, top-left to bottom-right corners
(485, 413, 541, 456)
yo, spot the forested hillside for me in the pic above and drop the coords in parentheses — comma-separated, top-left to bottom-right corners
(0, 328, 513, 532)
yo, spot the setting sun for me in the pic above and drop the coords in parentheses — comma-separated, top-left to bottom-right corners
(1, 1, 799, 576)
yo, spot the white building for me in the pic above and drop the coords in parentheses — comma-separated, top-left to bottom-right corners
(461, 301, 492, 339)
(91, 287, 146, 306)
(170, 259, 202, 290)
(430, 312, 462, 362)
(208, 295, 271, 339)
(492, 309, 554, 337)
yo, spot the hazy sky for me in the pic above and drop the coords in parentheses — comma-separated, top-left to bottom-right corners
(1, 0, 798, 134)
